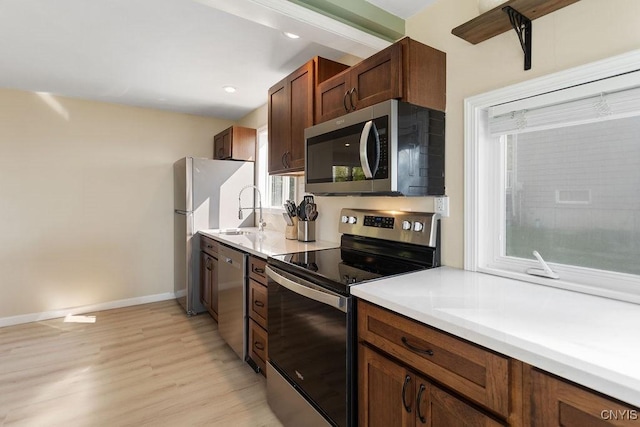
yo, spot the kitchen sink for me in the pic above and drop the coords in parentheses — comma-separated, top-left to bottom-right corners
(215, 229, 254, 236)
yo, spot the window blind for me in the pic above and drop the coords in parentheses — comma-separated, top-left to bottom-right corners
(488, 71, 640, 136)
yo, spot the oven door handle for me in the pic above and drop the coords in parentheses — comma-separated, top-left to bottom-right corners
(266, 266, 348, 313)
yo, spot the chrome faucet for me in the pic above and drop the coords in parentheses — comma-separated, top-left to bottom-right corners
(238, 185, 266, 232)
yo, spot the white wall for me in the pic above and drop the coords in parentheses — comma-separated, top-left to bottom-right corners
(0, 88, 233, 319)
(308, 0, 640, 267)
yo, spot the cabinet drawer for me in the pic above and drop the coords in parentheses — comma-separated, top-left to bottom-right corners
(200, 235, 218, 256)
(249, 256, 267, 285)
(249, 319, 268, 375)
(248, 279, 267, 330)
(358, 300, 509, 417)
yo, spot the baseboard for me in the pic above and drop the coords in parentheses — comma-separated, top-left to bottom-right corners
(0, 292, 177, 328)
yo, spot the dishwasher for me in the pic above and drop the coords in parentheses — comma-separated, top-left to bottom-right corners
(218, 244, 247, 360)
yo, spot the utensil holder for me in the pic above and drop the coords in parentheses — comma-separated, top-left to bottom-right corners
(297, 220, 316, 242)
(285, 217, 298, 240)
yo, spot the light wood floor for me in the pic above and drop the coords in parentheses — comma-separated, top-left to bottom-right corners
(0, 300, 283, 427)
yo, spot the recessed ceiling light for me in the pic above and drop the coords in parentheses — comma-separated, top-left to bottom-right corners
(223, 86, 237, 93)
(283, 32, 300, 39)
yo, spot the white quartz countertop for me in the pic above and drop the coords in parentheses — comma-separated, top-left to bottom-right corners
(351, 266, 640, 407)
(199, 228, 338, 259)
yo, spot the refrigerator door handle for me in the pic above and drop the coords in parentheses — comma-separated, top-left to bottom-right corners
(175, 209, 190, 215)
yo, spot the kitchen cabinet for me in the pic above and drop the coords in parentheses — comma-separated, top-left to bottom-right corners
(359, 344, 504, 426)
(528, 367, 639, 426)
(200, 236, 219, 321)
(316, 37, 446, 124)
(268, 57, 348, 174)
(213, 125, 256, 161)
(358, 300, 519, 425)
(247, 255, 268, 376)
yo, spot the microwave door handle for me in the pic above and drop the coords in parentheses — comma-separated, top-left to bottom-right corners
(266, 266, 347, 313)
(359, 120, 374, 179)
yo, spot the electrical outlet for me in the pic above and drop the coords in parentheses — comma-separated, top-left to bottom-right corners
(434, 196, 449, 217)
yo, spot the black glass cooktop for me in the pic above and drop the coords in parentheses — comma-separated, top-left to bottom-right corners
(269, 246, 430, 295)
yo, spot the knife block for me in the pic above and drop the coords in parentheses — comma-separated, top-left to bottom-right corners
(285, 217, 298, 240)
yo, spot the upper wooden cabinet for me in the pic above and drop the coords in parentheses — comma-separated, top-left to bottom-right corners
(268, 57, 348, 175)
(316, 37, 446, 124)
(213, 125, 256, 161)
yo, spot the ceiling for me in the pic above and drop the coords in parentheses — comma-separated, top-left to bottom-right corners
(0, 0, 436, 120)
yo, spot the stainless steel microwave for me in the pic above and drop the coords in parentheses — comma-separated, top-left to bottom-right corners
(304, 99, 445, 196)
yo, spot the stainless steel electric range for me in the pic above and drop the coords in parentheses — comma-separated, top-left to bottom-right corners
(266, 208, 441, 427)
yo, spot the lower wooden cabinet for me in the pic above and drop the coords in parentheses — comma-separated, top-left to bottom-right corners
(247, 255, 268, 376)
(200, 235, 218, 321)
(249, 318, 268, 375)
(529, 368, 639, 426)
(200, 252, 218, 321)
(359, 344, 504, 427)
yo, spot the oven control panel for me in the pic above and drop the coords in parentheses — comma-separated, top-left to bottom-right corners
(339, 208, 439, 247)
(363, 215, 395, 229)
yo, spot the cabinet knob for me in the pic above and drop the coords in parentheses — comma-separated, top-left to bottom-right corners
(254, 341, 265, 351)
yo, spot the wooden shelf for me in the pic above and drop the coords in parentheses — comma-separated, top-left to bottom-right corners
(452, 0, 580, 45)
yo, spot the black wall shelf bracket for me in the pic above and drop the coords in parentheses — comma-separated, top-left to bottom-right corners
(503, 6, 532, 70)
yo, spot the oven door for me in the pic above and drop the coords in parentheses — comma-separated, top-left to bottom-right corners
(266, 265, 355, 427)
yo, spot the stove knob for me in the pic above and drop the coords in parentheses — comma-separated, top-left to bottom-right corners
(341, 215, 349, 224)
(402, 220, 412, 230)
(348, 216, 357, 224)
(413, 221, 424, 232)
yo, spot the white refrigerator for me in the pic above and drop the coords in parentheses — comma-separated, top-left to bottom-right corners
(173, 157, 254, 315)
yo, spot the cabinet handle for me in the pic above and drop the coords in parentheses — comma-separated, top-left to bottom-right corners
(416, 384, 427, 424)
(254, 341, 265, 351)
(349, 87, 357, 111)
(225, 258, 233, 264)
(401, 375, 412, 413)
(343, 90, 351, 112)
(254, 300, 265, 308)
(253, 267, 265, 274)
(281, 152, 287, 168)
(285, 151, 291, 168)
(206, 244, 213, 249)
(401, 336, 434, 356)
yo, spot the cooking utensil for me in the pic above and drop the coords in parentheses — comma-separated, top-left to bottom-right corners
(305, 203, 317, 222)
(298, 199, 307, 220)
(282, 212, 294, 226)
(284, 200, 297, 219)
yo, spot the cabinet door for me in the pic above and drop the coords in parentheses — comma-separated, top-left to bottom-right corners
(248, 279, 267, 330)
(209, 255, 218, 320)
(287, 61, 314, 172)
(359, 344, 415, 427)
(350, 42, 402, 111)
(214, 128, 232, 159)
(200, 252, 211, 307)
(426, 384, 505, 427)
(268, 78, 290, 174)
(315, 71, 351, 123)
(530, 369, 639, 426)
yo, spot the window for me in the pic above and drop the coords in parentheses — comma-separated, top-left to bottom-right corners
(465, 50, 640, 302)
(256, 127, 296, 210)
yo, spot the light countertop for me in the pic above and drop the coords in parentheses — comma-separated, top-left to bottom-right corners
(199, 228, 339, 259)
(351, 266, 640, 407)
